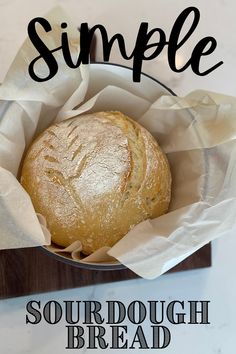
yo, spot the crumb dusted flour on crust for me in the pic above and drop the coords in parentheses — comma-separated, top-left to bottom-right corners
(21, 111, 171, 255)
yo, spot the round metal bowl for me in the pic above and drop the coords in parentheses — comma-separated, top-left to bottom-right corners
(40, 62, 176, 271)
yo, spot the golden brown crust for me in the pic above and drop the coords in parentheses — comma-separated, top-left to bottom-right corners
(21, 111, 171, 254)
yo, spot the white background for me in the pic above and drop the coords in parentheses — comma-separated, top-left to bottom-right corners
(0, 0, 235, 353)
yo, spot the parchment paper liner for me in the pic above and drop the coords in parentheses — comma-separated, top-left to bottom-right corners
(0, 8, 235, 279)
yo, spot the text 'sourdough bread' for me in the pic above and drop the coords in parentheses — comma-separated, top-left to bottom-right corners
(21, 111, 171, 255)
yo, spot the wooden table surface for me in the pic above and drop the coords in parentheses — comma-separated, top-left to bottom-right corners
(0, 243, 211, 299)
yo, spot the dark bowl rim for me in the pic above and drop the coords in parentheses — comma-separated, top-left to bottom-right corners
(39, 61, 176, 271)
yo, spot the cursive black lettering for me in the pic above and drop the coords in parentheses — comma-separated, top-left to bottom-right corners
(168, 7, 200, 72)
(168, 7, 223, 74)
(28, 17, 61, 82)
(190, 37, 223, 75)
(80, 23, 129, 63)
(131, 22, 167, 81)
(27, 7, 223, 83)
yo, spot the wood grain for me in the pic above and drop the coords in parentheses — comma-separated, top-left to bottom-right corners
(0, 244, 211, 299)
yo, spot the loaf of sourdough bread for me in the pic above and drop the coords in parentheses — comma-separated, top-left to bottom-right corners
(21, 111, 171, 255)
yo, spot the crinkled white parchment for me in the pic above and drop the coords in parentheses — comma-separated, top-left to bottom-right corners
(0, 8, 235, 279)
